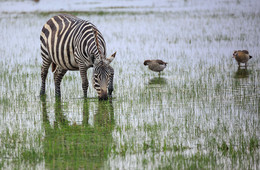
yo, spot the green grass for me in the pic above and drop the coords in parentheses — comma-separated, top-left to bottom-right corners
(34, 10, 156, 18)
(0, 2, 260, 169)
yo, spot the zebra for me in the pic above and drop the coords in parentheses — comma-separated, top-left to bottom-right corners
(40, 14, 116, 100)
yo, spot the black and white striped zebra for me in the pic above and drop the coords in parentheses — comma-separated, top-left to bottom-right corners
(40, 14, 116, 100)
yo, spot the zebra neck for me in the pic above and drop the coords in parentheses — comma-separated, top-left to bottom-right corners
(93, 59, 107, 67)
(93, 54, 109, 65)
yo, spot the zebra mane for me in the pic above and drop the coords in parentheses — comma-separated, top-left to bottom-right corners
(93, 28, 102, 58)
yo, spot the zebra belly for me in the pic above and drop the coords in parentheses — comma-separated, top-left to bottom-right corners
(41, 15, 98, 71)
(50, 50, 79, 71)
(42, 16, 80, 71)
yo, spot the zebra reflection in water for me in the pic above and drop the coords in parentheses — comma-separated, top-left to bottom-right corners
(41, 97, 114, 169)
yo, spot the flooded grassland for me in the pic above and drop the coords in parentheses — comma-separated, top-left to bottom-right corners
(0, 1, 259, 169)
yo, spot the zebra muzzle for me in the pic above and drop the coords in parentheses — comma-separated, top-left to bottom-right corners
(99, 89, 108, 100)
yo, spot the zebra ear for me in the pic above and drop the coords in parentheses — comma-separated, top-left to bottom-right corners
(106, 52, 116, 64)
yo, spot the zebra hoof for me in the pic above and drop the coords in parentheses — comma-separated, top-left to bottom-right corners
(40, 90, 45, 96)
(99, 96, 108, 101)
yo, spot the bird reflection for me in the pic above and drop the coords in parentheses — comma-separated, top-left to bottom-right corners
(234, 68, 250, 79)
(148, 77, 167, 85)
(40, 96, 115, 169)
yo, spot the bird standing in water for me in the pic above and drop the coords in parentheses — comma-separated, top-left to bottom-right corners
(144, 59, 167, 77)
(233, 50, 252, 68)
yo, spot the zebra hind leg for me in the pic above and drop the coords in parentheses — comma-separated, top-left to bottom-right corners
(40, 61, 51, 96)
(54, 67, 67, 98)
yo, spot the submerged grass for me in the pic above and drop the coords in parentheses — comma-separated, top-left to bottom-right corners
(34, 10, 156, 17)
(0, 0, 260, 169)
(41, 98, 115, 169)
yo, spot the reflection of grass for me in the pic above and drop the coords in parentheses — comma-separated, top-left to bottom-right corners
(43, 126, 113, 169)
(42, 98, 115, 169)
(234, 68, 250, 78)
(20, 149, 43, 164)
(0, 97, 10, 112)
(36, 10, 155, 17)
(148, 77, 167, 85)
(0, 130, 43, 168)
(0, 4, 260, 169)
(158, 152, 216, 169)
(113, 58, 259, 168)
(215, 34, 232, 41)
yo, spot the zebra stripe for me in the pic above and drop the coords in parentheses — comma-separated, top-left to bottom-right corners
(40, 14, 116, 99)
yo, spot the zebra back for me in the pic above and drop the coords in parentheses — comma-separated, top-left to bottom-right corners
(40, 14, 107, 71)
(40, 14, 116, 100)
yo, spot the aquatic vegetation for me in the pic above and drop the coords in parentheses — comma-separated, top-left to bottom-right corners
(0, 0, 259, 169)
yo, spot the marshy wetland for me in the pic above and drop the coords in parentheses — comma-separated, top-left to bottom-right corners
(0, 0, 259, 169)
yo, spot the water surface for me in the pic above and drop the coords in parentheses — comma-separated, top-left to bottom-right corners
(0, 0, 259, 169)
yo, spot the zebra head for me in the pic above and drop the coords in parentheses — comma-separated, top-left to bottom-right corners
(93, 52, 116, 100)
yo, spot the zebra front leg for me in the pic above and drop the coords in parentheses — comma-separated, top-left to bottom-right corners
(79, 64, 89, 98)
(54, 67, 67, 98)
(40, 62, 51, 96)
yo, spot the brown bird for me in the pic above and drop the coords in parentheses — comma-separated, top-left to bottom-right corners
(233, 50, 252, 68)
(144, 59, 167, 76)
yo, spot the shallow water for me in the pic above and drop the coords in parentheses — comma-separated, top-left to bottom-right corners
(0, 0, 259, 169)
